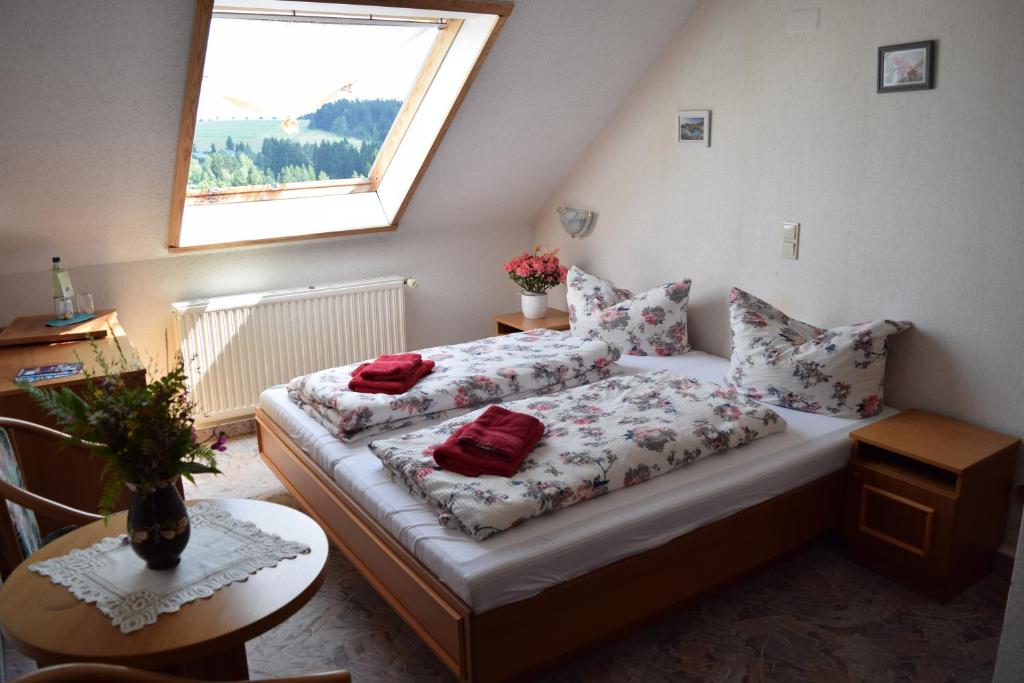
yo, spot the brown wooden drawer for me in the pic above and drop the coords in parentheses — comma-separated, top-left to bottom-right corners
(845, 463, 956, 579)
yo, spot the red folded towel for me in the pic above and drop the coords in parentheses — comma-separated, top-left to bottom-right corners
(433, 406, 545, 477)
(348, 359, 435, 394)
(457, 405, 545, 459)
(358, 353, 425, 380)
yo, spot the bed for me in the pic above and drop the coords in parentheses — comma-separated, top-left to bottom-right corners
(256, 350, 896, 681)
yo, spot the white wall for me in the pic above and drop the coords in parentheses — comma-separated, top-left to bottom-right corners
(0, 0, 699, 360)
(535, 0, 1024, 543)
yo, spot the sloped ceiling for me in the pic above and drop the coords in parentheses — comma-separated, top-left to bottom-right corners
(0, 0, 699, 275)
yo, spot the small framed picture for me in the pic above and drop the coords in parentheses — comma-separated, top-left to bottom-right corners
(877, 40, 935, 93)
(677, 110, 710, 146)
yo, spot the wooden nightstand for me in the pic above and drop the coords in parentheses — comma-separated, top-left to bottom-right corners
(492, 308, 571, 335)
(844, 409, 1020, 600)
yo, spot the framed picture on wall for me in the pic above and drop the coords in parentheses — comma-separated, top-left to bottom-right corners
(677, 110, 710, 146)
(877, 40, 935, 93)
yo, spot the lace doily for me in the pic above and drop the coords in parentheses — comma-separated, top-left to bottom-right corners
(29, 501, 311, 633)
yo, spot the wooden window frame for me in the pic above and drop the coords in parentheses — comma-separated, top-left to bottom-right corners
(168, 0, 511, 251)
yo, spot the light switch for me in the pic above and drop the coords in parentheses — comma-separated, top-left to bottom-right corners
(782, 221, 800, 259)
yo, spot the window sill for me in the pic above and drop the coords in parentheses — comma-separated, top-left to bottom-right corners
(173, 190, 395, 251)
(167, 224, 397, 253)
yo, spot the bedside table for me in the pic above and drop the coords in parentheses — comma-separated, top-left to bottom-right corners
(492, 308, 570, 335)
(844, 409, 1020, 601)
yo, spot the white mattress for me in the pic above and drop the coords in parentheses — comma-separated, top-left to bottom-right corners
(259, 352, 897, 612)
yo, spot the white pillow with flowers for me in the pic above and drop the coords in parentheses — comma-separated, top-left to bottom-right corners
(566, 266, 691, 356)
(727, 287, 911, 418)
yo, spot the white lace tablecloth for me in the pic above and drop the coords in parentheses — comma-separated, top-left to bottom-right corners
(28, 502, 311, 633)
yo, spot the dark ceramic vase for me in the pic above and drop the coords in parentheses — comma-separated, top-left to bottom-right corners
(126, 480, 190, 570)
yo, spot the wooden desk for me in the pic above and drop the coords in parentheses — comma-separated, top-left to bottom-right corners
(0, 312, 144, 540)
(0, 499, 329, 681)
(492, 308, 571, 335)
(0, 310, 117, 348)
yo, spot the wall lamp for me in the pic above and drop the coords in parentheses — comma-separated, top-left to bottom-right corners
(557, 206, 596, 239)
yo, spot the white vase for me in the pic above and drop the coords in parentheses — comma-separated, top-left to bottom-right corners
(521, 292, 548, 319)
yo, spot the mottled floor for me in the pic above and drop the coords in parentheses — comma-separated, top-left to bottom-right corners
(4, 435, 1010, 682)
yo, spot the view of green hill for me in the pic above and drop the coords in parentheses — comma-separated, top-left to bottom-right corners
(193, 119, 358, 151)
(188, 100, 401, 190)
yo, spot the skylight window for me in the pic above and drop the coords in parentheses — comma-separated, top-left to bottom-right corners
(189, 15, 437, 192)
(168, 0, 511, 250)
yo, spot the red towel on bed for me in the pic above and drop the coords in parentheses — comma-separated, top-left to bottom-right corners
(433, 406, 545, 477)
(348, 359, 435, 394)
(456, 405, 545, 458)
(358, 353, 425, 380)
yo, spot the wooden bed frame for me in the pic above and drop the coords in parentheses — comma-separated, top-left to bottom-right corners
(256, 409, 847, 682)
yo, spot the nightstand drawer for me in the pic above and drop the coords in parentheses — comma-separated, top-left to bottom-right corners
(858, 483, 935, 557)
(845, 463, 955, 576)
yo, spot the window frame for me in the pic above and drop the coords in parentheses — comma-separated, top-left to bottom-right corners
(167, 0, 511, 252)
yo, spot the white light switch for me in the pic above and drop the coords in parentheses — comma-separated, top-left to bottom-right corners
(782, 221, 800, 259)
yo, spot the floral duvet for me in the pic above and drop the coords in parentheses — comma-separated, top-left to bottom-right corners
(287, 329, 621, 442)
(369, 371, 787, 540)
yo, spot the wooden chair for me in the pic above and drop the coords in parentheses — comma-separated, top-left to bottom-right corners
(0, 417, 101, 576)
(12, 663, 351, 682)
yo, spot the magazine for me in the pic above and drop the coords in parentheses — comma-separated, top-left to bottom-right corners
(15, 363, 84, 383)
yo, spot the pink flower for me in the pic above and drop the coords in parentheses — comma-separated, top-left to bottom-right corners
(858, 395, 881, 416)
(503, 246, 566, 293)
(211, 431, 228, 452)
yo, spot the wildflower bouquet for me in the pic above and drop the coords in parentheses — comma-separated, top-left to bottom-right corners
(21, 344, 222, 514)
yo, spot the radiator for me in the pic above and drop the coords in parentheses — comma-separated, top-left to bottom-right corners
(171, 276, 409, 426)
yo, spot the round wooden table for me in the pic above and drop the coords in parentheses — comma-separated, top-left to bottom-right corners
(0, 498, 328, 681)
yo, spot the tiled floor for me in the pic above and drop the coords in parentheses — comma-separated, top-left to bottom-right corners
(3, 435, 1010, 682)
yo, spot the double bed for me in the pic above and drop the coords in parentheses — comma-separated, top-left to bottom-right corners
(257, 348, 895, 681)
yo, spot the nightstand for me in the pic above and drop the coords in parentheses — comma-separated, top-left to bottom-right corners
(492, 308, 571, 335)
(844, 409, 1020, 600)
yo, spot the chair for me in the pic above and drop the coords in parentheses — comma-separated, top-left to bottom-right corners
(0, 417, 101, 576)
(12, 663, 351, 682)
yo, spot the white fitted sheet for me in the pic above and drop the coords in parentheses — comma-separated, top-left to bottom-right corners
(259, 351, 897, 612)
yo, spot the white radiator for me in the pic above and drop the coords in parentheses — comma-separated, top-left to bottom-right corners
(171, 276, 409, 426)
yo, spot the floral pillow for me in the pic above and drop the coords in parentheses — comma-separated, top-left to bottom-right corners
(727, 288, 911, 418)
(566, 266, 691, 356)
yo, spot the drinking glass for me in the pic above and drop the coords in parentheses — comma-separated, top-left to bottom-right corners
(54, 297, 74, 320)
(77, 292, 95, 315)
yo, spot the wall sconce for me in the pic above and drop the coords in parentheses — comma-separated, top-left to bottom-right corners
(557, 206, 596, 239)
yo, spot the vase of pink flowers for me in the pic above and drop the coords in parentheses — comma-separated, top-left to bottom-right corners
(504, 246, 568, 319)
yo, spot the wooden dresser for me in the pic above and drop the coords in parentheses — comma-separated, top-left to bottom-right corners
(844, 409, 1019, 600)
(0, 312, 144, 538)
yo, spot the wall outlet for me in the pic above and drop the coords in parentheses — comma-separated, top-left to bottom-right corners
(782, 221, 800, 259)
